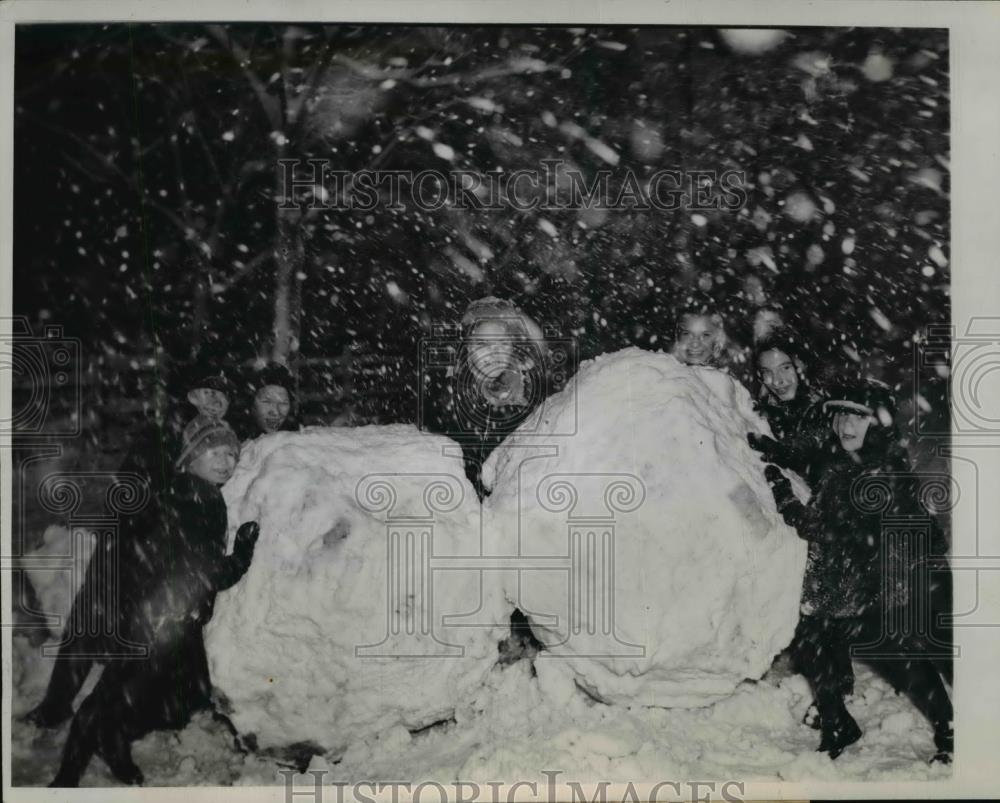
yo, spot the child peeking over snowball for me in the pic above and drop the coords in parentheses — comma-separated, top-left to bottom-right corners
(670, 299, 730, 370)
(50, 416, 260, 787)
(230, 361, 301, 443)
(423, 295, 556, 499)
(756, 381, 953, 764)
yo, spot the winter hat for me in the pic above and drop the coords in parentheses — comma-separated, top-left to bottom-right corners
(461, 296, 545, 343)
(175, 414, 240, 469)
(247, 362, 295, 399)
(754, 328, 812, 375)
(184, 349, 233, 395)
(823, 379, 897, 427)
(187, 367, 232, 396)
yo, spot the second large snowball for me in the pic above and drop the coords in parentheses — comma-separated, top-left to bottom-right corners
(482, 347, 807, 707)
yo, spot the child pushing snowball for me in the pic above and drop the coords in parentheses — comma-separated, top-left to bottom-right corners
(50, 416, 260, 787)
(760, 381, 952, 764)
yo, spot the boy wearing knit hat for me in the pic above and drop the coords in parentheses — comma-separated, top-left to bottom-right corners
(119, 361, 234, 495)
(51, 415, 258, 787)
(24, 363, 237, 731)
(175, 414, 240, 481)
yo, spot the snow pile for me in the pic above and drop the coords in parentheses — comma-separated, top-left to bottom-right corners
(205, 426, 505, 753)
(482, 347, 808, 707)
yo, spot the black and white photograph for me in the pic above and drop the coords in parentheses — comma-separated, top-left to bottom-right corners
(2, 1, 999, 799)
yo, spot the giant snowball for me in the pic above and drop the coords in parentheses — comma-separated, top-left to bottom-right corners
(481, 348, 807, 707)
(205, 425, 505, 753)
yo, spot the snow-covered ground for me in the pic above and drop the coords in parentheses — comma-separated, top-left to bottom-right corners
(11, 632, 949, 786)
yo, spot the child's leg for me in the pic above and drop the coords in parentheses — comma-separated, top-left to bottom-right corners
(789, 616, 862, 758)
(789, 616, 856, 695)
(849, 614, 953, 758)
(49, 673, 105, 787)
(27, 653, 93, 727)
(871, 655, 952, 746)
(50, 664, 144, 787)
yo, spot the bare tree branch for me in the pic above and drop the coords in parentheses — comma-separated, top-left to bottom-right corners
(206, 24, 282, 130)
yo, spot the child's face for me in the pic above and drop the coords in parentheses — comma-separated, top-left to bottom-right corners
(676, 314, 720, 366)
(252, 385, 291, 434)
(833, 412, 873, 452)
(188, 445, 238, 485)
(467, 320, 515, 378)
(757, 348, 799, 401)
(188, 387, 230, 420)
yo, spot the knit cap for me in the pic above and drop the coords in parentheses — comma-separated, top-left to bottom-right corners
(175, 414, 240, 469)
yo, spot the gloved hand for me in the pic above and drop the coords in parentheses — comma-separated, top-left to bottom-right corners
(235, 521, 260, 554)
(763, 463, 785, 486)
(763, 464, 797, 525)
(748, 432, 781, 461)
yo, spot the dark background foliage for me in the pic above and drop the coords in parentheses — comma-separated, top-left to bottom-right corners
(13, 24, 949, 468)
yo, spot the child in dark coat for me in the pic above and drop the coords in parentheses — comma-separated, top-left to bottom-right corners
(747, 330, 830, 485)
(50, 416, 259, 787)
(422, 296, 555, 500)
(25, 365, 235, 730)
(762, 381, 952, 762)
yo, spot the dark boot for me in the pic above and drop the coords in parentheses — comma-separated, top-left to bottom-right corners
(97, 726, 144, 786)
(24, 700, 74, 729)
(25, 656, 93, 728)
(866, 651, 953, 765)
(816, 693, 862, 759)
(930, 723, 953, 764)
(49, 700, 100, 787)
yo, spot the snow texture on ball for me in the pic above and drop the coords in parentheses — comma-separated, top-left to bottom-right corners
(482, 348, 807, 707)
(205, 425, 505, 753)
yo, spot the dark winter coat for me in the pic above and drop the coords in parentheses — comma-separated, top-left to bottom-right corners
(771, 447, 948, 620)
(751, 394, 832, 485)
(756, 391, 815, 442)
(106, 471, 255, 733)
(51, 473, 257, 788)
(49, 412, 190, 664)
(120, 472, 255, 651)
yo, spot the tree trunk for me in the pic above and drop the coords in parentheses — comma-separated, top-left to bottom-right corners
(191, 267, 208, 359)
(272, 206, 304, 365)
(270, 134, 305, 366)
